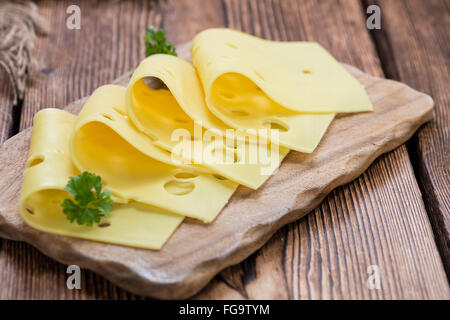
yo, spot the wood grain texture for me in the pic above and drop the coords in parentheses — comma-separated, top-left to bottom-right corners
(0, 0, 447, 300)
(0, 73, 16, 144)
(0, 71, 16, 301)
(196, 0, 450, 299)
(368, 0, 450, 275)
(0, 50, 443, 299)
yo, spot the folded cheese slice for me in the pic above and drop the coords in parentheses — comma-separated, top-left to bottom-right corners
(126, 54, 289, 189)
(71, 85, 238, 222)
(20, 109, 183, 249)
(191, 28, 373, 153)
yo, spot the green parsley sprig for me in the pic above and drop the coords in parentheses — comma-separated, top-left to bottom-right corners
(130, 26, 177, 77)
(61, 172, 113, 226)
(143, 26, 177, 57)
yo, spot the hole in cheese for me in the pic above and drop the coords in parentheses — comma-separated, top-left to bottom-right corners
(263, 119, 289, 132)
(174, 117, 190, 124)
(102, 114, 114, 121)
(211, 147, 240, 164)
(164, 180, 195, 196)
(98, 222, 111, 228)
(112, 107, 128, 118)
(143, 76, 167, 90)
(254, 70, 264, 80)
(231, 109, 249, 116)
(302, 69, 312, 74)
(226, 43, 238, 49)
(26, 207, 34, 215)
(173, 171, 198, 180)
(221, 91, 236, 99)
(27, 156, 45, 168)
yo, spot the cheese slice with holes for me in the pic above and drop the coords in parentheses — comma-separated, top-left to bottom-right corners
(71, 85, 238, 222)
(20, 109, 183, 249)
(191, 28, 372, 152)
(127, 54, 289, 189)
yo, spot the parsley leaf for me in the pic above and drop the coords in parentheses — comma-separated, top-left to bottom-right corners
(61, 172, 113, 226)
(143, 26, 177, 57)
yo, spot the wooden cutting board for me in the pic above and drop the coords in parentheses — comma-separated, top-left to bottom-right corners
(0, 42, 433, 299)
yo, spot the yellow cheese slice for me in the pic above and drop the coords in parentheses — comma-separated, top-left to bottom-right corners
(128, 54, 229, 141)
(71, 85, 238, 222)
(127, 55, 289, 189)
(20, 109, 183, 249)
(191, 28, 372, 152)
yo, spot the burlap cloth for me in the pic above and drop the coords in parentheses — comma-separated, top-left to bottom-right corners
(0, 0, 48, 104)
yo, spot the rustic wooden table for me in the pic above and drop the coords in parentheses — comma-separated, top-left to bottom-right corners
(0, 0, 448, 300)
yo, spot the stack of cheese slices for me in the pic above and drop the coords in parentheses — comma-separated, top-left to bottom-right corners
(20, 29, 372, 249)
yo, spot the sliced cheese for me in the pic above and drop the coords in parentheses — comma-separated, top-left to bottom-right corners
(20, 28, 372, 249)
(127, 54, 289, 189)
(20, 109, 183, 249)
(71, 85, 238, 222)
(191, 28, 372, 152)
(127, 54, 229, 142)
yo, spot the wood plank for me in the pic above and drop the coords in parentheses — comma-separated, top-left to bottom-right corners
(0, 0, 447, 299)
(0, 58, 17, 302)
(368, 0, 450, 275)
(194, 0, 449, 299)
